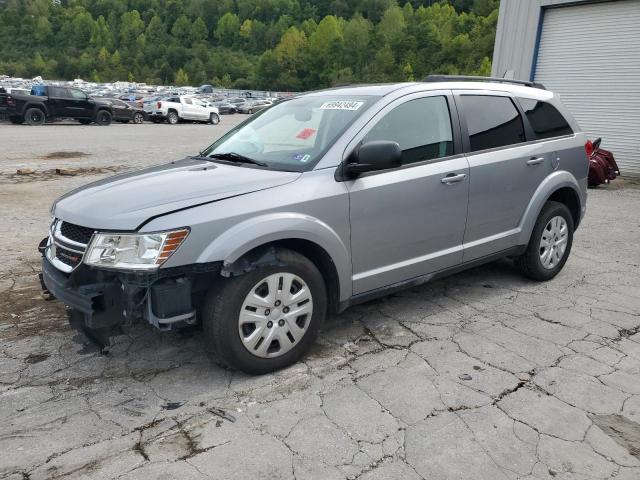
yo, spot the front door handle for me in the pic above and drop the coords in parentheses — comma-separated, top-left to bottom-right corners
(527, 157, 545, 166)
(441, 173, 467, 184)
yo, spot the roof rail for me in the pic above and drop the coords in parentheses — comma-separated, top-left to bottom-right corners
(423, 75, 546, 90)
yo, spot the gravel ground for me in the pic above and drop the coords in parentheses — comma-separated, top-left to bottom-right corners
(1, 122, 640, 480)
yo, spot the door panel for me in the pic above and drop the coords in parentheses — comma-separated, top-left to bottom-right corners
(456, 93, 550, 261)
(349, 157, 470, 294)
(346, 93, 468, 295)
(462, 144, 550, 260)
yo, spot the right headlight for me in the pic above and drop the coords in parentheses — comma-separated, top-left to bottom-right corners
(84, 228, 189, 270)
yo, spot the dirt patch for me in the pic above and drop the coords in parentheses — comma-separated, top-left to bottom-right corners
(41, 151, 91, 160)
(25, 352, 51, 364)
(590, 414, 640, 459)
(1, 165, 128, 184)
(0, 280, 69, 340)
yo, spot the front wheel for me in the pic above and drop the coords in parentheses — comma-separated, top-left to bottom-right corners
(209, 113, 220, 125)
(515, 201, 574, 281)
(95, 110, 112, 126)
(133, 112, 144, 124)
(201, 249, 327, 374)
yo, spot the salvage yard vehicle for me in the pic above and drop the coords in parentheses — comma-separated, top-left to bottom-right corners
(145, 95, 221, 124)
(4, 85, 113, 126)
(238, 99, 272, 114)
(40, 76, 588, 374)
(102, 98, 146, 124)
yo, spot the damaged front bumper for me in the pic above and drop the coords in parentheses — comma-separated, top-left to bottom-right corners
(39, 239, 221, 347)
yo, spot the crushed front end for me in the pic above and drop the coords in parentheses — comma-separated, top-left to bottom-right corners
(39, 219, 220, 349)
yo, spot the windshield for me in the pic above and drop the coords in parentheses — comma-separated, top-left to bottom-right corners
(201, 95, 379, 171)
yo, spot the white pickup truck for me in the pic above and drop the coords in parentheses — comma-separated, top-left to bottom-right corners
(146, 95, 220, 125)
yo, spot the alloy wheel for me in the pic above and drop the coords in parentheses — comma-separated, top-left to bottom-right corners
(539, 215, 568, 269)
(238, 272, 313, 358)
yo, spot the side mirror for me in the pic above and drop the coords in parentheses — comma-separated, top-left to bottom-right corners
(345, 140, 402, 176)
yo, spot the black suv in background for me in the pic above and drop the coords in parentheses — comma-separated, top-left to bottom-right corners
(3, 85, 113, 126)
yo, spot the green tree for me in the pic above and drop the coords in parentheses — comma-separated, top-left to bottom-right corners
(175, 67, 189, 85)
(215, 12, 240, 47)
(191, 17, 208, 43)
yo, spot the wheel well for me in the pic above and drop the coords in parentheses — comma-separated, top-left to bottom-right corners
(235, 239, 341, 315)
(25, 104, 46, 115)
(547, 187, 581, 228)
(168, 108, 178, 114)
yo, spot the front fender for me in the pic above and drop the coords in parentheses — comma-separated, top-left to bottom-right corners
(517, 170, 584, 245)
(196, 212, 352, 300)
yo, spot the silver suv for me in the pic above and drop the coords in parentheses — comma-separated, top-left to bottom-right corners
(40, 76, 588, 374)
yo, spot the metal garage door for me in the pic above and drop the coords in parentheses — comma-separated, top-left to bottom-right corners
(534, 0, 640, 176)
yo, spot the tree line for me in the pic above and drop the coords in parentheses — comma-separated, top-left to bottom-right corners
(0, 0, 499, 91)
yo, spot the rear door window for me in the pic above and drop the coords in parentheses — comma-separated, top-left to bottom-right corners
(518, 98, 573, 139)
(460, 95, 525, 152)
(363, 96, 454, 165)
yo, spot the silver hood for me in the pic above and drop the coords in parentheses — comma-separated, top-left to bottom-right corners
(53, 158, 301, 230)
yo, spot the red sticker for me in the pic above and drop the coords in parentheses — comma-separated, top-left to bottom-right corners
(296, 128, 316, 140)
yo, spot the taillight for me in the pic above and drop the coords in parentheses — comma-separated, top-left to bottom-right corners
(6, 95, 15, 106)
(585, 140, 594, 157)
(157, 101, 162, 109)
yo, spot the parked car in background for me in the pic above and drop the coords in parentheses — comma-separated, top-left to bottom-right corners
(40, 77, 588, 374)
(145, 95, 220, 124)
(4, 85, 112, 126)
(228, 97, 249, 109)
(102, 98, 146, 124)
(237, 99, 272, 114)
(212, 100, 237, 114)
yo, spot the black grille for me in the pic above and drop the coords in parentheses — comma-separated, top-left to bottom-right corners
(60, 221, 94, 245)
(55, 246, 83, 267)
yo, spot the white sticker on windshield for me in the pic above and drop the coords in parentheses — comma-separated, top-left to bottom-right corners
(320, 101, 364, 111)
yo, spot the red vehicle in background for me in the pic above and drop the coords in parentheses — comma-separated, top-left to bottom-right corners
(587, 137, 619, 187)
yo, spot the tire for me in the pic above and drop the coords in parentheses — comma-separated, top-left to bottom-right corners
(78, 119, 92, 125)
(9, 116, 24, 124)
(167, 111, 179, 124)
(209, 113, 220, 125)
(248, 108, 253, 114)
(201, 248, 327, 374)
(25, 107, 45, 126)
(133, 112, 144, 124)
(95, 110, 112, 126)
(515, 201, 574, 281)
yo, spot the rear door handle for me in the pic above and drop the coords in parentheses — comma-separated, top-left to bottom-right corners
(527, 157, 545, 166)
(441, 173, 467, 184)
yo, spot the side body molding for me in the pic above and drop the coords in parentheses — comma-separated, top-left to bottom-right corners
(196, 212, 353, 300)
(516, 170, 585, 246)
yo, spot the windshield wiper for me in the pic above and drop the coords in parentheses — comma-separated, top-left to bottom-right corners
(207, 152, 268, 167)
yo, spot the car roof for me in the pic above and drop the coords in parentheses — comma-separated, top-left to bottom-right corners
(304, 81, 554, 101)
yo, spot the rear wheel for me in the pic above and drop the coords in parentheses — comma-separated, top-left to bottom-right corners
(25, 108, 45, 126)
(133, 112, 144, 124)
(201, 249, 327, 374)
(95, 110, 112, 126)
(515, 201, 574, 281)
(209, 113, 220, 125)
(167, 111, 179, 124)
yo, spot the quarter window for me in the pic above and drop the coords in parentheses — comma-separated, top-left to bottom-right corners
(461, 95, 525, 152)
(518, 98, 573, 139)
(363, 96, 454, 165)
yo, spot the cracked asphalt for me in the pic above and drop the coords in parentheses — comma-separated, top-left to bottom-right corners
(1, 122, 640, 479)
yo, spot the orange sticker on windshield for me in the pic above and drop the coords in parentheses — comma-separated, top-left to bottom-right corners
(296, 128, 316, 140)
